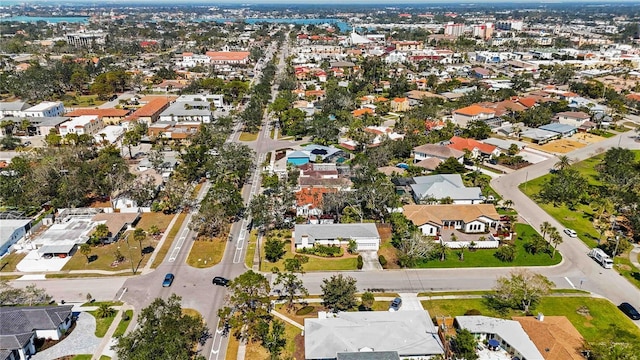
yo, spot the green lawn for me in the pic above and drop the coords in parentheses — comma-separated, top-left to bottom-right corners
(245, 230, 258, 269)
(260, 230, 357, 272)
(113, 310, 133, 337)
(63, 94, 106, 107)
(239, 132, 259, 141)
(72, 355, 111, 360)
(81, 301, 123, 307)
(414, 224, 562, 268)
(614, 254, 640, 289)
(88, 311, 117, 338)
(422, 297, 640, 343)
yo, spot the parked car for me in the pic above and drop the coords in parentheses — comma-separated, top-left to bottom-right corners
(618, 302, 640, 320)
(109, 94, 118, 101)
(500, 215, 511, 222)
(564, 229, 578, 238)
(162, 273, 175, 287)
(212, 276, 230, 286)
(389, 297, 402, 312)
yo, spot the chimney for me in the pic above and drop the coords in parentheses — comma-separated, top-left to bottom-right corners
(537, 313, 544, 322)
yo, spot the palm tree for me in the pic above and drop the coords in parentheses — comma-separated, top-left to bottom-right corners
(96, 304, 116, 318)
(591, 198, 613, 223)
(80, 243, 92, 264)
(93, 224, 109, 242)
(503, 199, 514, 210)
(539, 221, 552, 240)
(554, 155, 572, 171)
(436, 243, 449, 261)
(133, 228, 146, 254)
(550, 230, 563, 259)
(458, 244, 468, 261)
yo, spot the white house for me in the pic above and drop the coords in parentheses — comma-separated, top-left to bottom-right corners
(403, 204, 500, 236)
(455, 316, 544, 360)
(555, 111, 591, 127)
(59, 115, 103, 136)
(0, 101, 32, 117)
(304, 311, 444, 360)
(294, 223, 380, 251)
(0, 219, 31, 256)
(0, 305, 74, 360)
(21, 102, 65, 118)
(410, 174, 484, 204)
(452, 105, 496, 128)
(413, 144, 465, 163)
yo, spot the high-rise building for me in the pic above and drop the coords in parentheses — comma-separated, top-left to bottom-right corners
(444, 22, 465, 37)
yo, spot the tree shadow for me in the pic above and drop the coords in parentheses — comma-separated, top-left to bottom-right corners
(141, 246, 155, 255)
(88, 255, 98, 263)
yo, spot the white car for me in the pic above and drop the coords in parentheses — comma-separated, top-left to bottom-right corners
(564, 229, 578, 237)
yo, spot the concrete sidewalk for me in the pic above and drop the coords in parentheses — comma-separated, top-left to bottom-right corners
(92, 304, 131, 360)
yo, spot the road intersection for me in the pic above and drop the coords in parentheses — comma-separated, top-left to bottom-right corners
(9, 49, 640, 359)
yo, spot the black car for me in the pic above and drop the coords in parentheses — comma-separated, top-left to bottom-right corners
(212, 276, 230, 286)
(109, 94, 118, 101)
(618, 302, 640, 320)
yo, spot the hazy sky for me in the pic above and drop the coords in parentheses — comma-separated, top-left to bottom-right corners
(22, 0, 640, 3)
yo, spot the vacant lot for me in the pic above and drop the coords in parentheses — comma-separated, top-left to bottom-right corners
(533, 138, 586, 154)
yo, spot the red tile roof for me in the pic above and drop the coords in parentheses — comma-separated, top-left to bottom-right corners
(295, 187, 337, 208)
(132, 98, 170, 117)
(447, 136, 497, 155)
(453, 104, 496, 116)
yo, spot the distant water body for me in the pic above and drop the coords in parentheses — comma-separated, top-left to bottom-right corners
(206, 18, 351, 32)
(0, 16, 89, 23)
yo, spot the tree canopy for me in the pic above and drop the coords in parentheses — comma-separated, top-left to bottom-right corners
(113, 294, 209, 360)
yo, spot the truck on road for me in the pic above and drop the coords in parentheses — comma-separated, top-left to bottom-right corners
(588, 248, 614, 269)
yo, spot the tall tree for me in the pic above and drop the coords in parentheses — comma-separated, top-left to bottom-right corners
(113, 294, 209, 360)
(273, 272, 308, 310)
(453, 329, 479, 360)
(218, 270, 271, 342)
(80, 243, 92, 264)
(491, 270, 553, 313)
(321, 274, 358, 313)
(550, 230, 563, 259)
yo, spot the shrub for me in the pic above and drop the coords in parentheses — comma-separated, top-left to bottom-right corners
(464, 309, 482, 315)
(357, 255, 363, 270)
(264, 238, 286, 262)
(295, 306, 315, 316)
(298, 244, 343, 257)
(378, 255, 387, 268)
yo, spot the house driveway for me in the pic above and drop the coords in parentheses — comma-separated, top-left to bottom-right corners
(359, 251, 382, 271)
(31, 312, 101, 360)
(398, 293, 424, 311)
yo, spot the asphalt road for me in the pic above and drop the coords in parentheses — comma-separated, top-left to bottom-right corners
(9, 48, 640, 359)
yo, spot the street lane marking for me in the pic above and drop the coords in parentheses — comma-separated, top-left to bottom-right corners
(564, 277, 575, 289)
(208, 319, 223, 360)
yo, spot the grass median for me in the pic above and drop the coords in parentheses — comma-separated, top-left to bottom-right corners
(151, 213, 187, 268)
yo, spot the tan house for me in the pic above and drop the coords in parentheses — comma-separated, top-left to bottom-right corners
(403, 204, 500, 237)
(66, 108, 130, 125)
(390, 97, 410, 112)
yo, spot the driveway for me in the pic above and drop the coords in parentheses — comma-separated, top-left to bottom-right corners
(31, 312, 101, 360)
(398, 293, 424, 311)
(359, 251, 382, 271)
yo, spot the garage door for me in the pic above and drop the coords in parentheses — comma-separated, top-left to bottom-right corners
(357, 242, 379, 251)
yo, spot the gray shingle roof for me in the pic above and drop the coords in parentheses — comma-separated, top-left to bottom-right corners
(304, 311, 444, 359)
(294, 223, 379, 245)
(410, 174, 483, 202)
(0, 305, 73, 350)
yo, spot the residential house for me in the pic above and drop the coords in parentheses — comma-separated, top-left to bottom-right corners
(65, 108, 130, 125)
(555, 111, 591, 127)
(91, 212, 141, 243)
(0, 219, 31, 256)
(302, 145, 344, 163)
(295, 187, 336, 221)
(405, 90, 445, 107)
(0, 101, 32, 118)
(538, 123, 577, 138)
(0, 116, 69, 137)
(409, 174, 484, 204)
(403, 204, 500, 236)
(514, 316, 585, 360)
(519, 127, 560, 144)
(297, 163, 351, 189)
(413, 144, 465, 163)
(0, 305, 74, 360)
(390, 97, 410, 112)
(452, 105, 496, 128)
(59, 115, 103, 136)
(304, 311, 444, 360)
(294, 223, 380, 251)
(21, 102, 65, 118)
(455, 316, 544, 360)
(447, 136, 501, 159)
